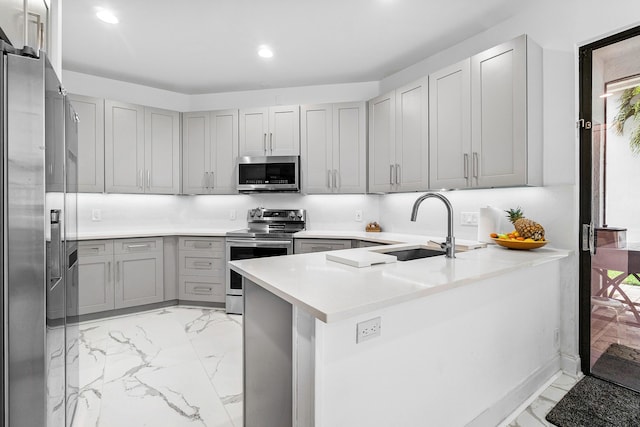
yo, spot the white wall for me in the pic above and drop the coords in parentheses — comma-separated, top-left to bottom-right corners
(77, 193, 380, 235)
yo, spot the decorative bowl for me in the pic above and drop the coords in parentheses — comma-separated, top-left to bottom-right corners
(491, 237, 548, 250)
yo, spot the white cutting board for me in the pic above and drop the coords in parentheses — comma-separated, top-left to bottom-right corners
(326, 251, 397, 268)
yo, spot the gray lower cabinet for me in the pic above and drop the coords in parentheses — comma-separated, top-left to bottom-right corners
(294, 238, 352, 254)
(78, 238, 164, 314)
(78, 240, 115, 315)
(177, 237, 225, 302)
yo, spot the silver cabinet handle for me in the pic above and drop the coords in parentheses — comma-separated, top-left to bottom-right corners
(389, 165, 394, 185)
(147, 169, 151, 189)
(263, 133, 267, 153)
(463, 153, 469, 179)
(193, 241, 213, 249)
(203, 172, 209, 189)
(139, 169, 143, 189)
(396, 164, 400, 185)
(107, 261, 112, 283)
(311, 246, 332, 252)
(193, 261, 213, 269)
(116, 261, 120, 282)
(333, 169, 338, 189)
(193, 286, 213, 295)
(327, 170, 332, 188)
(269, 133, 273, 153)
(49, 210, 62, 285)
(127, 243, 149, 249)
(210, 171, 214, 189)
(473, 152, 479, 179)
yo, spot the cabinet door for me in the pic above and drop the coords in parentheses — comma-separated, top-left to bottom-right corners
(333, 102, 366, 193)
(77, 241, 114, 315)
(300, 104, 333, 194)
(471, 36, 527, 187)
(144, 107, 180, 194)
(105, 100, 145, 193)
(210, 109, 239, 194)
(269, 105, 300, 156)
(429, 60, 471, 189)
(368, 92, 395, 193)
(395, 78, 429, 192)
(78, 255, 114, 315)
(69, 95, 105, 193)
(182, 111, 211, 194)
(114, 251, 164, 309)
(239, 108, 269, 156)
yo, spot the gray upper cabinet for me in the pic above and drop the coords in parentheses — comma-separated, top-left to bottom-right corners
(183, 109, 238, 194)
(429, 59, 471, 189)
(144, 107, 180, 194)
(368, 78, 428, 193)
(69, 94, 105, 193)
(394, 78, 429, 192)
(301, 102, 366, 194)
(430, 34, 541, 189)
(367, 91, 395, 193)
(471, 34, 542, 188)
(105, 100, 145, 193)
(105, 100, 180, 194)
(239, 105, 300, 156)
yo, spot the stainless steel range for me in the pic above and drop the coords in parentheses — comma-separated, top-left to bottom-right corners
(225, 208, 306, 314)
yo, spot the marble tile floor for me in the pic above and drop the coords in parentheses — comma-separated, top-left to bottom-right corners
(70, 306, 243, 427)
(504, 373, 581, 427)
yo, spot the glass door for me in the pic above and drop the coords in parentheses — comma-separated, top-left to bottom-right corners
(580, 27, 640, 391)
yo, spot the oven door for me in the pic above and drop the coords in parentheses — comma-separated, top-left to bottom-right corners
(226, 239, 293, 297)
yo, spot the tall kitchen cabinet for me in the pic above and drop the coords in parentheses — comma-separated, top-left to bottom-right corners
(182, 110, 238, 194)
(368, 78, 429, 193)
(69, 94, 105, 192)
(300, 102, 366, 194)
(105, 101, 180, 194)
(239, 105, 300, 156)
(429, 35, 542, 189)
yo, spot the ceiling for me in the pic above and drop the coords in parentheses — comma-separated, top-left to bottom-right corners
(62, 0, 529, 94)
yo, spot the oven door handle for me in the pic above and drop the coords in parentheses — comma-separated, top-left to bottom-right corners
(227, 239, 292, 246)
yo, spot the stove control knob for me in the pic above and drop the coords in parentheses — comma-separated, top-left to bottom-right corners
(296, 212, 303, 219)
(256, 210, 262, 218)
(288, 211, 296, 219)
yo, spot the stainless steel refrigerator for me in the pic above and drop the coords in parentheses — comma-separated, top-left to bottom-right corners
(0, 41, 78, 427)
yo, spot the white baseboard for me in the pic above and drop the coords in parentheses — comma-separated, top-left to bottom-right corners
(466, 355, 562, 427)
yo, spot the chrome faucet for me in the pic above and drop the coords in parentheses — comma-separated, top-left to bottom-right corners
(410, 192, 455, 258)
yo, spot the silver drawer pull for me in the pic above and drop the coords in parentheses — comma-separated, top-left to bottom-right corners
(127, 244, 149, 249)
(192, 286, 213, 294)
(87, 247, 100, 253)
(193, 241, 212, 249)
(193, 261, 213, 268)
(311, 246, 331, 251)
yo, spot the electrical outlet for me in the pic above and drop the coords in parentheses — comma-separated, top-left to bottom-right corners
(356, 317, 381, 343)
(229, 209, 237, 220)
(355, 210, 363, 222)
(460, 211, 479, 226)
(91, 209, 102, 222)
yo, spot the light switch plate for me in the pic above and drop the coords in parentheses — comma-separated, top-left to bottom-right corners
(460, 211, 479, 226)
(91, 209, 102, 222)
(355, 210, 363, 222)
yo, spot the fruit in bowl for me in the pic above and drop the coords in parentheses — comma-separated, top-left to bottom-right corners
(489, 208, 547, 249)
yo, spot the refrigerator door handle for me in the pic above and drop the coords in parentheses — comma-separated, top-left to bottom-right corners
(49, 209, 63, 287)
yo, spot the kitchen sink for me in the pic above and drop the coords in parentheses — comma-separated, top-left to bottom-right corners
(375, 247, 446, 261)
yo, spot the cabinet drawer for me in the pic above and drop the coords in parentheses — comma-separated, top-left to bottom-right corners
(294, 239, 352, 254)
(178, 276, 225, 302)
(179, 237, 224, 251)
(115, 238, 163, 254)
(78, 240, 114, 257)
(178, 252, 224, 277)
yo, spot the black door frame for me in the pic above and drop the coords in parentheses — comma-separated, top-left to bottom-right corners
(578, 25, 640, 374)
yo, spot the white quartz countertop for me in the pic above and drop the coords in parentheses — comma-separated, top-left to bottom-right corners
(229, 244, 570, 323)
(75, 228, 231, 240)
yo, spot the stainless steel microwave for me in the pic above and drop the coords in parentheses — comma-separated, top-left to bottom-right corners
(237, 155, 300, 192)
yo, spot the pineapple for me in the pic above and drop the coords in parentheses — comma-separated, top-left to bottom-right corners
(505, 207, 545, 241)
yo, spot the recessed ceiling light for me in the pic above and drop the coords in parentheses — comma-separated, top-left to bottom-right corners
(258, 46, 273, 58)
(96, 9, 119, 24)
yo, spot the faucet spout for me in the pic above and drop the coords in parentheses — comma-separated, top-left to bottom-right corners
(410, 192, 455, 258)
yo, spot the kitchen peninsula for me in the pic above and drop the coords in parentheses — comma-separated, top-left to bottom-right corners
(230, 242, 569, 427)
